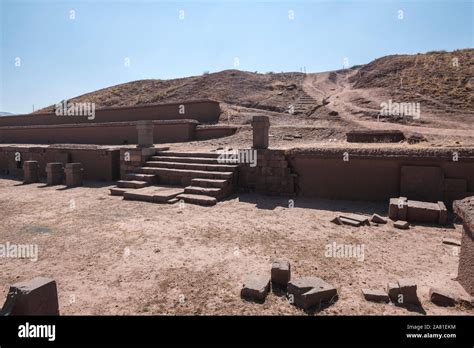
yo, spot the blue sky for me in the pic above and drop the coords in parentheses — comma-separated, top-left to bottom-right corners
(1, 0, 472, 114)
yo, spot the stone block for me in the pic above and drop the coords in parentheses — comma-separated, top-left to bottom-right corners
(240, 275, 271, 302)
(388, 198, 399, 220)
(397, 278, 419, 305)
(136, 120, 154, 148)
(251, 116, 270, 150)
(429, 288, 456, 307)
(287, 277, 337, 309)
(394, 220, 409, 229)
(46, 162, 63, 186)
(362, 289, 390, 303)
(387, 282, 401, 303)
(271, 260, 291, 287)
(406, 200, 440, 223)
(371, 214, 388, 224)
(65, 163, 83, 187)
(438, 201, 448, 225)
(1, 277, 59, 316)
(23, 161, 39, 184)
(65, 163, 83, 171)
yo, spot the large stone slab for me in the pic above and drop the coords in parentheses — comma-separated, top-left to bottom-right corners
(400, 166, 443, 202)
(241, 275, 271, 302)
(271, 259, 291, 287)
(123, 186, 184, 203)
(1, 277, 59, 316)
(406, 200, 440, 223)
(397, 278, 419, 305)
(387, 282, 401, 303)
(429, 288, 456, 307)
(287, 277, 337, 309)
(362, 289, 389, 303)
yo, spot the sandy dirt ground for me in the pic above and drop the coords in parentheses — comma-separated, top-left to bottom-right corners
(0, 177, 471, 315)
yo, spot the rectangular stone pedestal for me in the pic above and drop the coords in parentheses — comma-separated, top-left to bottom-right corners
(65, 163, 83, 187)
(46, 162, 64, 186)
(23, 161, 39, 184)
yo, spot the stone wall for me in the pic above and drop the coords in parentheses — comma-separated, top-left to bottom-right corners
(287, 147, 474, 204)
(119, 147, 158, 180)
(0, 120, 198, 145)
(0, 100, 221, 126)
(0, 145, 120, 181)
(238, 149, 296, 196)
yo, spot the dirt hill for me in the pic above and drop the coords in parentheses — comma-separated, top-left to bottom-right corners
(35, 49, 473, 120)
(36, 70, 306, 114)
(349, 49, 473, 110)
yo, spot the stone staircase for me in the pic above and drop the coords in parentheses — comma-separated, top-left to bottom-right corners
(291, 92, 318, 115)
(109, 151, 238, 206)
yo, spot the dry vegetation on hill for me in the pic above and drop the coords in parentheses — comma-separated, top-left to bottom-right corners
(36, 70, 306, 114)
(36, 49, 473, 117)
(350, 49, 473, 110)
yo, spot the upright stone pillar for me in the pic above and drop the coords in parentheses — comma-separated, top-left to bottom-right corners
(65, 163, 83, 187)
(136, 120, 154, 148)
(23, 161, 39, 184)
(46, 162, 64, 186)
(251, 116, 270, 149)
(454, 197, 474, 296)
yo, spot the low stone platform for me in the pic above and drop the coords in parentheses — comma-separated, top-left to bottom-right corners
(389, 197, 447, 225)
(122, 186, 184, 203)
(346, 130, 405, 143)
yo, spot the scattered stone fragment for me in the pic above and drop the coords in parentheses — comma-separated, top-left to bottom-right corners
(387, 282, 401, 303)
(331, 214, 370, 227)
(271, 260, 291, 287)
(437, 201, 448, 225)
(456, 295, 474, 308)
(340, 214, 371, 226)
(240, 275, 271, 302)
(397, 278, 419, 305)
(429, 288, 456, 307)
(293, 134, 302, 139)
(328, 110, 339, 116)
(394, 220, 409, 230)
(0, 277, 59, 316)
(287, 277, 337, 310)
(339, 217, 363, 227)
(442, 238, 461, 247)
(371, 214, 387, 224)
(282, 136, 293, 141)
(362, 289, 389, 303)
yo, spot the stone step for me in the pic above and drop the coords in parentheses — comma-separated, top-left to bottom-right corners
(176, 193, 217, 206)
(149, 156, 220, 164)
(145, 161, 238, 172)
(138, 167, 234, 180)
(156, 151, 220, 159)
(191, 178, 229, 188)
(123, 186, 185, 203)
(116, 180, 149, 189)
(126, 173, 157, 184)
(109, 187, 133, 196)
(184, 185, 223, 197)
